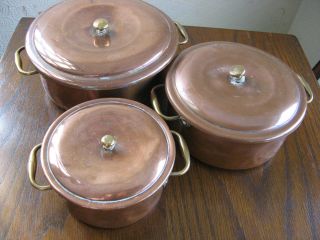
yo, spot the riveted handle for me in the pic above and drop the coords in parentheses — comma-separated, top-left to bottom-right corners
(28, 144, 51, 191)
(151, 84, 180, 121)
(175, 22, 189, 45)
(297, 75, 313, 104)
(15, 46, 38, 76)
(170, 131, 191, 176)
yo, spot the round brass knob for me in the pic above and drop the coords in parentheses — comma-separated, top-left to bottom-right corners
(101, 135, 116, 151)
(93, 18, 109, 36)
(229, 65, 245, 78)
(229, 65, 246, 85)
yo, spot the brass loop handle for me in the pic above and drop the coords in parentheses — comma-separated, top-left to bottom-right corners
(170, 131, 191, 176)
(151, 84, 180, 121)
(175, 22, 189, 45)
(15, 46, 38, 76)
(297, 75, 314, 104)
(28, 144, 51, 191)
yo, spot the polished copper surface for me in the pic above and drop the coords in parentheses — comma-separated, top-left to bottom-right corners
(40, 73, 155, 109)
(181, 125, 286, 169)
(166, 42, 307, 142)
(68, 188, 163, 228)
(42, 99, 174, 202)
(164, 41, 309, 169)
(25, 0, 179, 89)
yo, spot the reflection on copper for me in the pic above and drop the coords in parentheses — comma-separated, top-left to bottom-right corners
(34, 29, 76, 71)
(93, 35, 111, 48)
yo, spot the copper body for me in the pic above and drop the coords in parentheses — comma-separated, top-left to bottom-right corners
(180, 125, 287, 169)
(67, 189, 163, 228)
(37, 99, 177, 228)
(40, 74, 156, 109)
(22, 0, 181, 109)
(164, 42, 308, 169)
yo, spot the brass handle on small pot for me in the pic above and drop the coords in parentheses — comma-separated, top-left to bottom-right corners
(175, 22, 189, 45)
(297, 75, 314, 104)
(15, 46, 38, 76)
(170, 131, 190, 176)
(28, 144, 51, 191)
(151, 84, 180, 121)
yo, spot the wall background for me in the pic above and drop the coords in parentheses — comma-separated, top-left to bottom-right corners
(0, 0, 302, 56)
(289, 0, 320, 67)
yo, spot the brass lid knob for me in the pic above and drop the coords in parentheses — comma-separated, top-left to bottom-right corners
(229, 65, 245, 78)
(93, 18, 109, 36)
(229, 65, 246, 85)
(101, 135, 116, 151)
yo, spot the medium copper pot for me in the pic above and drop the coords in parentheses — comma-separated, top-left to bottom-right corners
(27, 98, 190, 228)
(15, 0, 188, 110)
(151, 41, 313, 170)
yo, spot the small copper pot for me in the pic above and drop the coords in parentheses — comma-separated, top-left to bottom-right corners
(151, 42, 313, 170)
(27, 98, 190, 228)
(15, 0, 188, 109)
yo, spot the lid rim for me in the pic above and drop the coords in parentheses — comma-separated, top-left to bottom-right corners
(166, 41, 308, 142)
(40, 98, 175, 209)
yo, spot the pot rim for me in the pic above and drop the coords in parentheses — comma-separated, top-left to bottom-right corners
(25, 0, 179, 90)
(166, 41, 308, 143)
(40, 98, 176, 209)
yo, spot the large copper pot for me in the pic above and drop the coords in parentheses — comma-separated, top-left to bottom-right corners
(15, 0, 188, 110)
(27, 98, 190, 228)
(152, 42, 313, 170)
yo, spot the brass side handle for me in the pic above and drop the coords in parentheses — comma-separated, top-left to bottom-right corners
(28, 144, 51, 191)
(175, 22, 189, 45)
(170, 131, 191, 176)
(151, 84, 180, 121)
(297, 75, 314, 104)
(15, 46, 38, 76)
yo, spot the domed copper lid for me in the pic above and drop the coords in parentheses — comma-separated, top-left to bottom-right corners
(166, 42, 308, 141)
(40, 99, 175, 207)
(25, 0, 179, 89)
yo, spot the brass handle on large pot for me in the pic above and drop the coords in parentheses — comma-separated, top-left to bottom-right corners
(297, 75, 313, 104)
(28, 144, 51, 191)
(175, 22, 189, 45)
(151, 84, 180, 121)
(170, 131, 190, 176)
(15, 46, 38, 76)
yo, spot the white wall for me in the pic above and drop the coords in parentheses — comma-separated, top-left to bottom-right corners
(289, 0, 320, 68)
(0, 0, 302, 55)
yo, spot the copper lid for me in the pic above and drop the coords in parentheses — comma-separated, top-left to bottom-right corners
(166, 42, 307, 141)
(41, 99, 175, 207)
(25, 0, 178, 89)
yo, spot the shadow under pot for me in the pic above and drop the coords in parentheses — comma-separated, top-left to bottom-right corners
(15, 0, 188, 110)
(151, 41, 313, 170)
(28, 98, 190, 228)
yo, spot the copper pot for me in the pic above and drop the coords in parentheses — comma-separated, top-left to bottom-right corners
(15, 0, 188, 110)
(27, 98, 190, 228)
(151, 42, 313, 170)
